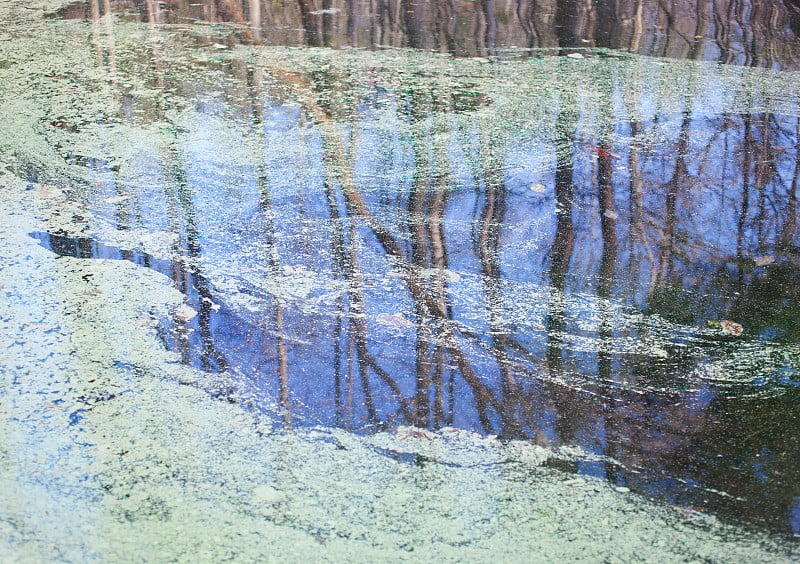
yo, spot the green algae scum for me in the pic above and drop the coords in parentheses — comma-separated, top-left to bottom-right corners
(1, 0, 800, 561)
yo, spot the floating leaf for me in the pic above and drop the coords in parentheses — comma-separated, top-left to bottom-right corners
(588, 145, 620, 158)
(719, 319, 743, 336)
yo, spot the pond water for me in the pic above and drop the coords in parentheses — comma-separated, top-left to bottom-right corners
(4, 0, 800, 542)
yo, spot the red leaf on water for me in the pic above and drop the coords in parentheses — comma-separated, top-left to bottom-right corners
(588, 145, 620, 158)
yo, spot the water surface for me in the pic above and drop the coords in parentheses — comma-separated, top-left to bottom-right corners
(5, 0, 800, 539)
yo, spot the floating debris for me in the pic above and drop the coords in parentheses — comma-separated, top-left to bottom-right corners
(175, 303, 198, 323)
(418, 267, 462, 284)
(102, 194, 132, 204)
(753, 255, 775, 267)
(706, 319, 744, 336)
(719, 320, 744, 336)
(375, 313, 414, 327)
(252, 484, 283, 503)
(396, 426, 438, 441)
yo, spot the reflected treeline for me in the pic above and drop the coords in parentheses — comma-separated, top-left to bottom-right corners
(50, 1, 800, 536)
(52, 0, 800, 69)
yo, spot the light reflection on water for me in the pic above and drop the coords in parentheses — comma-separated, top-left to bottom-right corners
(24, 0, 800, 538)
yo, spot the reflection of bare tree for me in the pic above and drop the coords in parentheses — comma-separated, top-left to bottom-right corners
(544, 100, 583, 444)
(85, 0, 799, 67)
(296, 0, 323, 46)
(597, 142, 616, 298)
(407, 112, 451, 427)
(753, 117, 779, 251)
(594, 133, 620, 482)
(481, 0, 498, 57)
(245, 68, 293, 424)
(736, 114, 753, 261)
(326, 187, 357, 426)
(778, 115, 800, 250)
(473, 145, 531, 439)
(626, 120, 657, 288)
(322, 147, 413, 427)
(261, 69, 416, 426)
(655, 111, 691, 288)
(401, 0, 425, 49)
(555, 0, 596, 49)
(263, 63, 517, 431)
(164, 145, 228, 373)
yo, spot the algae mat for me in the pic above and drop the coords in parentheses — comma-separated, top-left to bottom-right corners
(0, 170, 796, 561)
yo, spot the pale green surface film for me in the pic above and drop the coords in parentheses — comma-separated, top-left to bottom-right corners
(0, 218, 795, 561)
(1, 1, 800, 561)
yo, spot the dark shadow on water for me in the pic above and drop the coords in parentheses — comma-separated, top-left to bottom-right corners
(30, 231, 169, 265)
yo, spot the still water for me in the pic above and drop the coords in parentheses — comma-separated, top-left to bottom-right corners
(8, 0, 800, 538)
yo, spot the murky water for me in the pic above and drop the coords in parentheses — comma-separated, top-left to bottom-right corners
(5, 0, 800, 540)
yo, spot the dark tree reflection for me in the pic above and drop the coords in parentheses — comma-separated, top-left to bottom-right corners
(54, 0, 800, 69)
